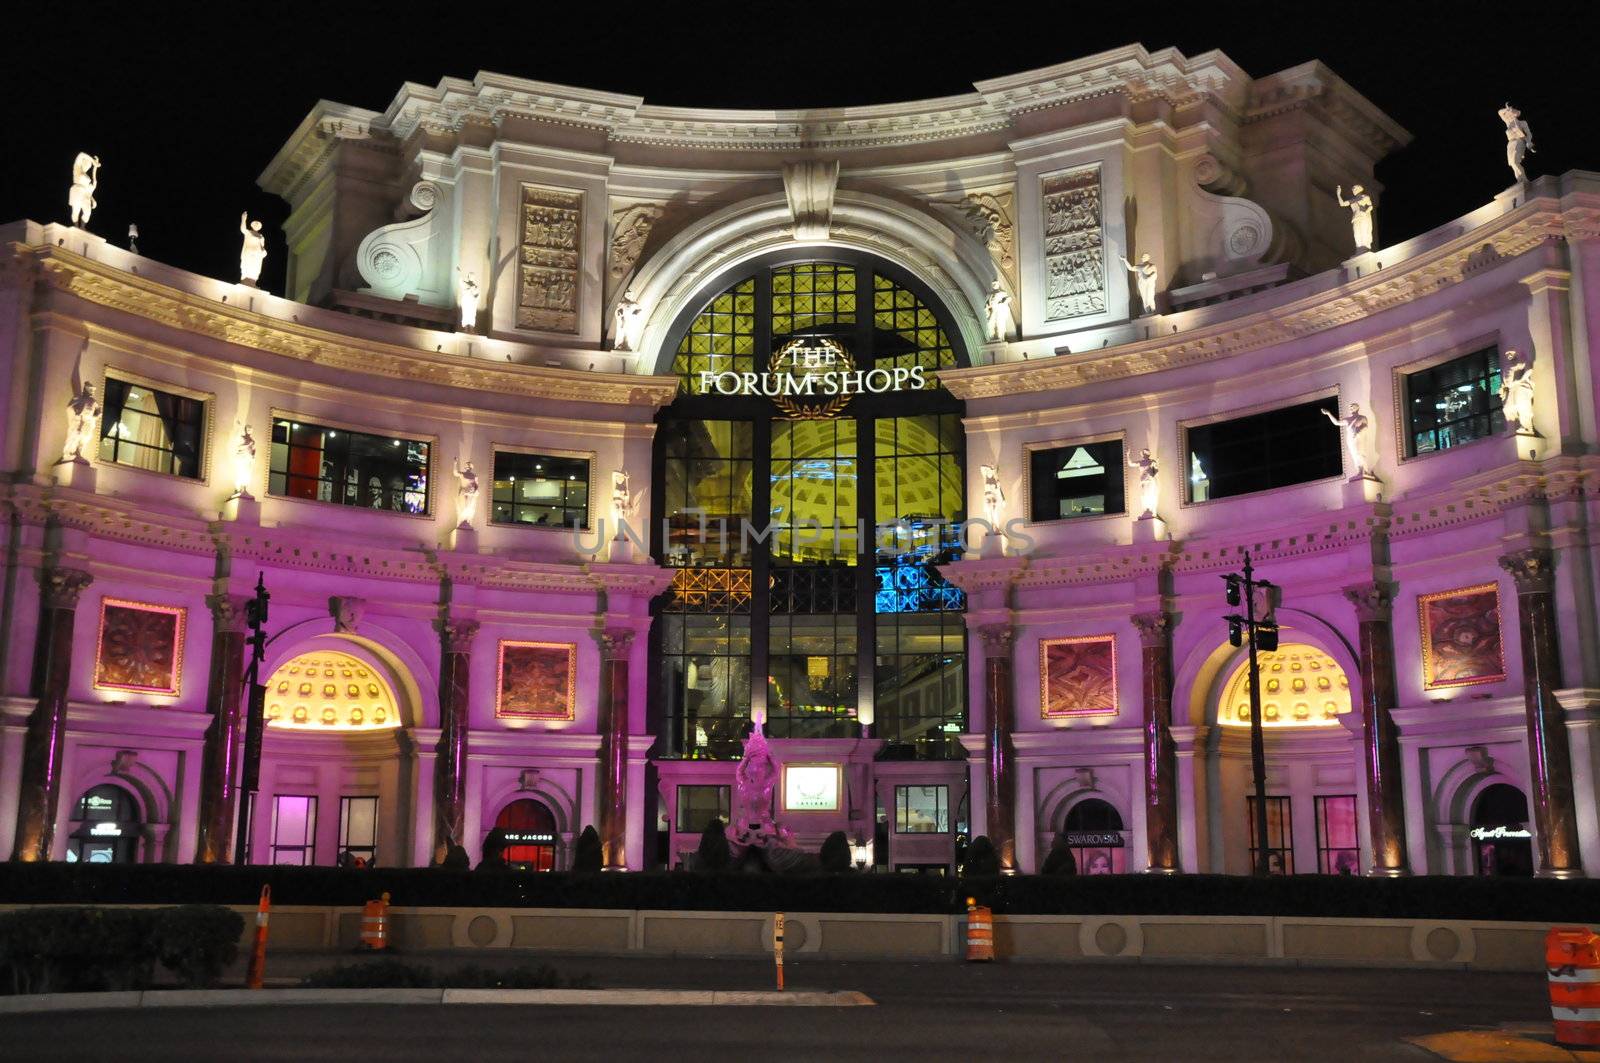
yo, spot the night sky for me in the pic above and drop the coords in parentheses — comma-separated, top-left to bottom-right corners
(6, 2, 1594, 295)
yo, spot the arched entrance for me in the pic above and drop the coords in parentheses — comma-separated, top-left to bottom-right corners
(1471, 783, 1534, 876)
(494, 799, 558, 871)
(1063, 798, 1126, 874)
(67, 784, 141, 864)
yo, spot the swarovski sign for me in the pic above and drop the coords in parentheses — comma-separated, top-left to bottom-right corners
(696, 338, 927, 419)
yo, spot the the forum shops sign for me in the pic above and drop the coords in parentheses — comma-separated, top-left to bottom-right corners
(696, 338, 927, 418)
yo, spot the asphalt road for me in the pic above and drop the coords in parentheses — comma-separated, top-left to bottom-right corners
(0, 955, 1557, 1061)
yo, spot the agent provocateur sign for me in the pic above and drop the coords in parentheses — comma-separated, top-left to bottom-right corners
(697, 338, 927, 419)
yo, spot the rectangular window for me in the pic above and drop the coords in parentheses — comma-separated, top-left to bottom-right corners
(491, 450, 590, 528)
(338, 796, 378, 864)
(675, 785, 731, 833)
(1187, 397, 1342, 502)
(268, 418, 430, 514)
(895, 785, 949, 833)
(1246, 795, 1293, 875)
(1028, 438, 1125, 522)
(1403, 347, 1505, 456)
(660, 420, 753, 566)
(97, 376, 205, 479)
(659, 609, 751, 759)
(875, 611, 965, 759)
(1315, 794, 1360, 875)
(270, 795, 317, 866)
(874, 414, 964, 563)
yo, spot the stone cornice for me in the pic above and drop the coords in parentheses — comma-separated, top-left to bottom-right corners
(975, 44, 1251, 119)
(257, 99, 388, 200)
(17, 244, 678, 409)
(940, 199, 1574, 402)
(1245, 61, 1413, 155)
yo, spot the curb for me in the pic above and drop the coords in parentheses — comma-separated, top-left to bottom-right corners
(0, 987, 875, 1014)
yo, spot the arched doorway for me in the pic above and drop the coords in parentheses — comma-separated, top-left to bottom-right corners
(1062, 798, 1126, 874)
(494, 799, 559, 871)
(1471, 783, 1533, 876)
(67, 784, 141, 864)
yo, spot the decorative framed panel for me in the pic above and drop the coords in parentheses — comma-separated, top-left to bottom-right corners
(1040, 165, 1107, 322)
(94, 598, 186, 696)
(1039, 634, 1117, 719)
(516, 184, 583, 334)
(496, 641, 578, 720)
(1418, 583, 1506, 690)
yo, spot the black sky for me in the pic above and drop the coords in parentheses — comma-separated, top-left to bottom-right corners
(5, 1, 1594, 295)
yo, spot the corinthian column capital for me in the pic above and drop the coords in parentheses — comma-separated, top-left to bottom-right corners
(1499, 548, 1555, 594)
(205, 592, 250, 633)
(433, 616, 480, 650)
(1131, 610, 1173, 648)
(1342, 580, 1395, 623)
(977, 622, 1014, 658)
(597, 627, 635, 660)
(37, 567, 93, 610)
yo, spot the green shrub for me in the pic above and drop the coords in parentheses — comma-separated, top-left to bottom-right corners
(0, 905, 239, 995)
(964, 836, 1001, 877)
(572, 826, 603, 873)
(695, 819, 731, 871)
(818, 831, 851, 873)
(1040, 837, 1078, 876)
(303, 959, 589, 989)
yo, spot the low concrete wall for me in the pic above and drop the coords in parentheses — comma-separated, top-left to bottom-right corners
(182, 904, 1559, 971)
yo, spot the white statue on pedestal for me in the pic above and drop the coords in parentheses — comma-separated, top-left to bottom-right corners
(1121, 253, 1158, 316)
(232, 421, 257, 496)
(613, 291, 645, 352)
(1499, 349, 1536, 434)
(1128, 447, 1159, 519)
(457, 271, 480, 331)
(68, 153, 101, 228)
(1335, 184, 1375, 253)
(979, 464, 1004, 527)
(61, 383, 100, 463)
(611, 469, 633, 527)
(984, 282, 1015, 342)
(1499, 104, 1534, 185)
(1321, 403, 1375, 479)
(239, 213, 267, 286)
(452, 458, 480, 527)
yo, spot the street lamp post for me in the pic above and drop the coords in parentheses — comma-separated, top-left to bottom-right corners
(1222, 552, 1279, 877)
(232, 574, 271, 865)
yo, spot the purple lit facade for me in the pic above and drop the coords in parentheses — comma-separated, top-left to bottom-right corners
(1, 46, 1597, 878)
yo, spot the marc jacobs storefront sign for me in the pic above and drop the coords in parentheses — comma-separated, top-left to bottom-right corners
(696, 338, 927, 419)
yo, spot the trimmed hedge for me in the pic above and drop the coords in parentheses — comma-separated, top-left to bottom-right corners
(0, 864, 1596, 922)
(0, 904, 243, 994)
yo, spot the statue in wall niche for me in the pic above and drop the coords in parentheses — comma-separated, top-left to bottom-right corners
(1499, 349, 1537, 434)
(452, 458, 480, 527)
(239, 213, 267, 286)
(1121, 253, 1159, 316)
(1335, 184, 1375, 253)
(232, 421, 257, 496)
(1320, 403, 1375, 479)
(1128, 447, 1159, 519)
(61, 383, 100, 463)
(457, 271, 480, 331)
(68, 152, 100, 228)
(1499, 103, 1535, 185)
(612, 291, 645, 352)
(979, 464, 1004, 528)
(984, 281, 1015, 342)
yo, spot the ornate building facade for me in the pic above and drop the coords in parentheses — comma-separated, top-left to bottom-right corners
(2, 45, 1597, 877)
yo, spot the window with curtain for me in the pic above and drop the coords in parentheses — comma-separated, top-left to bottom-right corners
(97, 377, 205, 478)
(268, 417, 430, 514)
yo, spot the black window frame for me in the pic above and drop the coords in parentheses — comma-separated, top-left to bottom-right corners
(1027, 436, 1126, 523)
(490, 449, 592, 529)
(1186, 396, 1343, 503)
(97, 375, 207, 480)
(1247, 795, 1294, 875)
(1402, 346, 1505, 457)
(268, 417, 431, 515)
(337, 795, 379, 864)
(894, 784, 949, 833)
(674, 784, 731, 833)
(270, 794, 318, 866)
(1313, 794, 1359, 875)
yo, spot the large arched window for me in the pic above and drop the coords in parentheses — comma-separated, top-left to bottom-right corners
(651, 252, 969, 760)
(494, 799, 559, 871)
(67, 784, 141, 864)
(1062, 798, 1127, 875)
(1471, 783, 1533, 877)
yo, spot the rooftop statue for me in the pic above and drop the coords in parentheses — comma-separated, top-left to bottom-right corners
(984, 281, 1015, 342)
(1121, 253, 1158, 316)
(239, 213, 267, 286)
(1335, 184, 1375, 253)
(68, 153, 100, 228)
(1499, 103, 1534, 185)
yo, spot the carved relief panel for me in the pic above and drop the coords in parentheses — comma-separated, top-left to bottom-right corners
(1041, 166, 1107, 322)
(1040, 634, 1118, 718)
(94, 598, 186, 696)
(1418, 584, 1507, 690)
(516, 185, 584, 334)
(496, 640, 577, 720)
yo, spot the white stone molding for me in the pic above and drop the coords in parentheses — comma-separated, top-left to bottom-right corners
(608, 202, 665, 289)
(355, 180, 453, 306)
(1180, 154, 1287, 280)
(626, 189, 993, 368)
(782, 161, 840, 241)
(931, 187, 1016, 289)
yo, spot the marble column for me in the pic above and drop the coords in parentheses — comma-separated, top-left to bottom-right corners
(1133, 611, 1179, 873)
(1499, 549, 1583, 877)
(598, 628, 634, 871)
(432, 617, 478, 853)
(11, 567, 93, 862)
(195, 593, 248, 863)
(1342, 581, 1410, 876)
(978, 623, 1017, 873)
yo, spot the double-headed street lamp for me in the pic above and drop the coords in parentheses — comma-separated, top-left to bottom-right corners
(233, 573, 271, 865)
(1222, 552, 1280, 877)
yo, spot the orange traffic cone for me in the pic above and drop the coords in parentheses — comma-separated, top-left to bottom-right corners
(245, 885, 271, 989)
(360, 893, 391, 951)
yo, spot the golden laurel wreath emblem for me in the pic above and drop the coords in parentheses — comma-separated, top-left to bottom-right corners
(770, 337, 853, 420)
